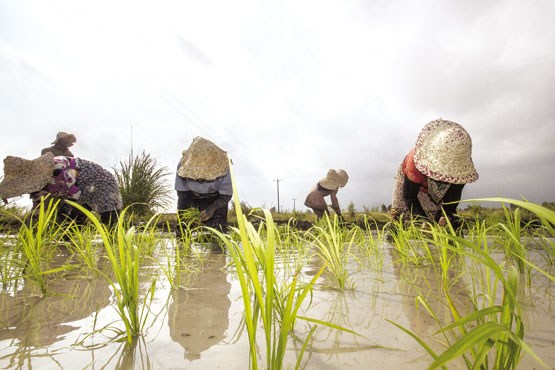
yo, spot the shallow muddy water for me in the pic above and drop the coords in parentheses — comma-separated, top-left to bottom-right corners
(1, 240, 554, 370)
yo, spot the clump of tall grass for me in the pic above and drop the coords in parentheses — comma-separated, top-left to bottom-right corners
(114, 151, 172, 217)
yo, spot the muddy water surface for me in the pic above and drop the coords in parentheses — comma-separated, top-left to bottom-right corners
(0, 242, 554, 370)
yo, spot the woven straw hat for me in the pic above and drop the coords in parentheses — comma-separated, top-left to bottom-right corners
(177, 137, 229, 180)
(51, 131, 75, 145)
(413, 119, 478, 184)
(319, 169, 349, 190)
(0, 153, 56, 198)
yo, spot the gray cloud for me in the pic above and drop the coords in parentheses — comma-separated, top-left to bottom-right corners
(1, 0, 554, 211)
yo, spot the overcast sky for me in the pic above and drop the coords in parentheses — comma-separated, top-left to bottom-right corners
(1, 0, 554, 212)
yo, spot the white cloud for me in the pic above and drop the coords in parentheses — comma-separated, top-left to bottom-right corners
(1, 0, 554, 212)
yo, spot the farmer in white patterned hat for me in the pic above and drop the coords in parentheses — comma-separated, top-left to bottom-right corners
(175, 137, 232, 233)
(390, 118, 478, 229)
(304, 169, 349, 220)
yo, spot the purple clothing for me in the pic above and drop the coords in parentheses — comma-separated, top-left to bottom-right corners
(45, 157, 81, 200)
(44, 157, 122, 213)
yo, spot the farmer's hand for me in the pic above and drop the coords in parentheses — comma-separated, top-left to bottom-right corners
(200, 206, 216, 221)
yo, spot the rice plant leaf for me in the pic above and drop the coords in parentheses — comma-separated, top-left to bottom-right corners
(435, 306, 503, 334)
(385, 319, 446, 370)
(429, 322, 509, 369)
(299, 315, 365, 338)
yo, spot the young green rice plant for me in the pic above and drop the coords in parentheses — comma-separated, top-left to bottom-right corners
(421, 224, 464, 289)
(272, 219, 311, 278)
(467, 198, 555, 283)
(387, 216, 431, 267)
(357, 215, 385, 267)
(64, 223, 103, 274)
(176, 208, 216, 249)
(532, 227, 555, 265)
(14, 199, 74, 294)
(493, 206, 530, 275)
(66, 201, 157, 344)
(389, 205, 550, 370)
(0, 230, 24, 292)
(132, 212, 165, 257)
(211, 165, 360, 370)
(306, 214, 358, 290)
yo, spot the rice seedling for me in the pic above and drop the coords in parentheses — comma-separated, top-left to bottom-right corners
(64, 223, 103, 274)
(494, 206, 530, 274)
(14, 199, 74, 294)
(132, 212, 165, 257)
(306, 214, 358, 290)
(262, 218, 310, 280)
(0, 232, 24, 292)
(468, 198, 555, 283)
(388, 199, 554, 369)
(533, 229, 555, 265)
(387, 217, 431, 267)
(211, 164, 361, 370)
(176, 208, 218, 248)
(65, 201, 157, 344)
(356, 216, 385, 267)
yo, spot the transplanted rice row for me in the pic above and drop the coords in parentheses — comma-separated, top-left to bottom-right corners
(0, 194, 554, 369)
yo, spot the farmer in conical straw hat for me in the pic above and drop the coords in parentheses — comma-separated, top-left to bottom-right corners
(390, 118, 478, 229)
(41, 131, 77, 157)
(304, 169, 349, 220)
(0, 153, 122, 226)
(175, 137, 232, 232)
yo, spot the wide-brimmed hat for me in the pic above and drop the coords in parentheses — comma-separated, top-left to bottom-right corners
(414, 119, 478, 184)
(51, 131, 76, 145)
(177, 137, 229, 180)
(0, 153, 56, 198)
(319, 169, 349, 190)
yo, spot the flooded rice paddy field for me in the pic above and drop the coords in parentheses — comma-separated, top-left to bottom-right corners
(1, 238, 554, 370)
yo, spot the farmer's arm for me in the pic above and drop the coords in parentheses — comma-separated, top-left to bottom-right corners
(200, 172, 233, 221)
(201, 194, 232, 221)
(329, 190, 341, 215)
(402, 177, 427, 218)
(439, 184, 465, 227)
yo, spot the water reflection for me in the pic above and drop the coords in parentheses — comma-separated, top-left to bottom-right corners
(0, 273, 110, 366)
(389, 247, 472, 336)
(168, 252, 231, 361)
